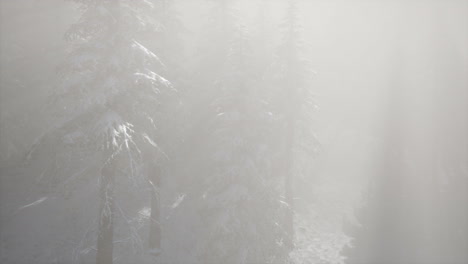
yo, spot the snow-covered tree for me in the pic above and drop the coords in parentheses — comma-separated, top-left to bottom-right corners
(175, 2, 288, 263)
(27, 1, 173, 263)
(198, 25, 286, 264)
(270, 3, 359, 264)
(269, 0, 320, 254)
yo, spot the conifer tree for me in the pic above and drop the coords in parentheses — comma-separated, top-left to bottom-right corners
(184, 1, 288, 263)
(28, 1, 172, 263)
(271, 0, 319, 253)
(201, 25, 284, 263)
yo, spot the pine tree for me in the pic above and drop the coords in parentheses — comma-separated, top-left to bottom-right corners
(201, 26, 278, 264)
(184, 1, 287, 263)
(271, 0, 319, 253)
(28, 1, 172, 263)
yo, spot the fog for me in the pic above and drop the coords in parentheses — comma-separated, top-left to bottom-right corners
(0, 0, 467, 264)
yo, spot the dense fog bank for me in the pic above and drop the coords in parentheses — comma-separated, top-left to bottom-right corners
(1, 0, 467, 263)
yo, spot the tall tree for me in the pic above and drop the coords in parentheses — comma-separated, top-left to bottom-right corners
(27, 0, 172, 263)
(176, 1, 288, 263)
(271, 0, 319, 253)
(200, 24, 285, 263)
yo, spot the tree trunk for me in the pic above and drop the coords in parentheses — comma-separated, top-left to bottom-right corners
(282, 0, 299, 251)
(96, 163, 115, 264)
(283, 116, 296, 251)
(148, 163, 161, 254)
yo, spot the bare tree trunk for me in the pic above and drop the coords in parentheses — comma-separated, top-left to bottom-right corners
(96, 163, 115, 264)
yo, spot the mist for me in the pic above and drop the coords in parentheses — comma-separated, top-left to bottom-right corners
(1, 0, 467, 264)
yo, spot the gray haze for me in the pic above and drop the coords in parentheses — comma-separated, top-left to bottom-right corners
(0, 0, 467, 264)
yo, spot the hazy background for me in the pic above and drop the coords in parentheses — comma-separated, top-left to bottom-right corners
(1, 0, 467, 263)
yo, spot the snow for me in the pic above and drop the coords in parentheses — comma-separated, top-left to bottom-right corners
(171, 194, 186, 209)
(13, 197, 48, 215)
(131, 40, 158, 61)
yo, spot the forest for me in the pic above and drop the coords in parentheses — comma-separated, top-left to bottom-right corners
(0, 0, 467, 264)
